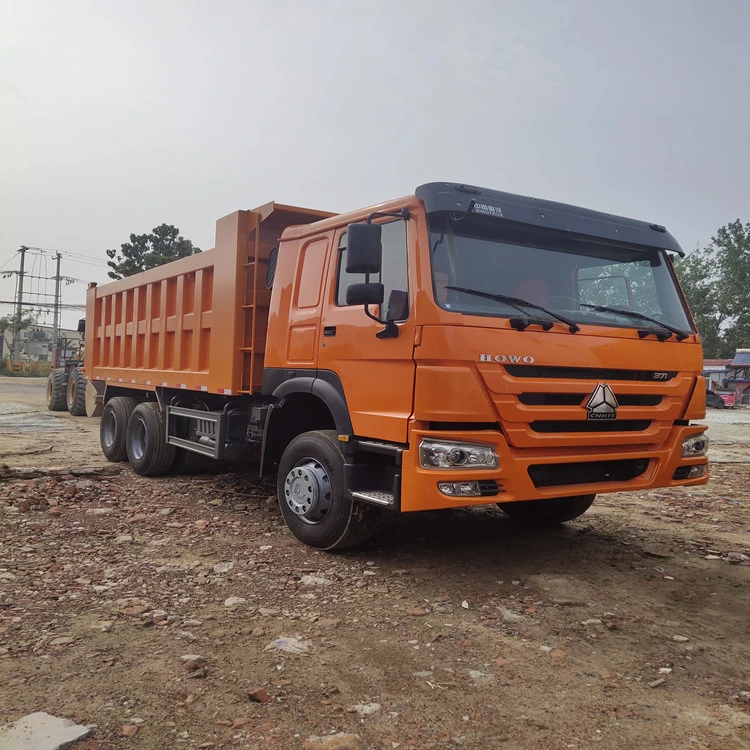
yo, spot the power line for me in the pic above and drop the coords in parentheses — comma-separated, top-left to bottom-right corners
(2, 272, 90, 284)
(23, 247, 110, 268)
(0, 251, 19, 271)
(0, 299, 85, 309)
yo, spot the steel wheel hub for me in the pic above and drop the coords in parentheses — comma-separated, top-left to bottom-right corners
(129, 417, 147, 460)
(284, 459, 331, 524)
(102, 410, 117, 448)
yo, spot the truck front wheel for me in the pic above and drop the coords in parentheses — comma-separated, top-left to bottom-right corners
(100, 396, 138, 462)
(498, 495, 595, 525)
(126, 402, 176, 476)
(277, 430, 382, 550)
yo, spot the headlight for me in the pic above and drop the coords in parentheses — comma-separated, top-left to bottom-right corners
(419, 439, 498, 470)
(682, 434, 709, 457)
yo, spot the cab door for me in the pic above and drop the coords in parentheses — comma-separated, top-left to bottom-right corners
(317, 219, 416, 444)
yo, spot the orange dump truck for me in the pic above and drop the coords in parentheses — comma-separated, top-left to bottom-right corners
(84, 183, 709, 549)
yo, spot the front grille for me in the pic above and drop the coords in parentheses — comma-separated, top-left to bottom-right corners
(530, 420, 651, 433)
(529, 459, 650, 488)
(505, 365, 676, 382)
(428, 421, 500, 431)
(519, 393, 662, 407)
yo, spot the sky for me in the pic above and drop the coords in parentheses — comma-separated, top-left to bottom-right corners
(1, 0, 749, 328)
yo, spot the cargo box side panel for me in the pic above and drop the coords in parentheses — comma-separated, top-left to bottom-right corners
(87, 249, 219, 390)
(86, 203, 335, 396)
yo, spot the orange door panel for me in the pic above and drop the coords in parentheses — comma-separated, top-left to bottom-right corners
(317, 222, 415, 443)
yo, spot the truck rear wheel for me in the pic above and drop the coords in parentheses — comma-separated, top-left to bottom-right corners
(66, 368, 87, 416)
(498, 495, 595, 525)
(46, 369, 68, 411)
(277, 430, 382, 550)
(100, 396, 138, 462)
(126, 402, 176, 476)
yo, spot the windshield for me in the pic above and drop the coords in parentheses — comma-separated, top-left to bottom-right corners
(428, 213, 693, 333)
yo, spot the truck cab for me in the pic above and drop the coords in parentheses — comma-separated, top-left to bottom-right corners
(262, 182, 707, 544)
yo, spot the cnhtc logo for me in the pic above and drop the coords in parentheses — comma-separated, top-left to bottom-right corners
(585, 383, 618, 420)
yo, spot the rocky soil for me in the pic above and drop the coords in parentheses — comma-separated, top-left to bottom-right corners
(0, 377, 749, 749)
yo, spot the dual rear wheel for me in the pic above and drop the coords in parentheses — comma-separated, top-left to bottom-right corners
(100, 397, 175, 476)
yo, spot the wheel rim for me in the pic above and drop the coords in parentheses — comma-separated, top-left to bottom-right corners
(67, 377, 76, 405)
(47, 379, 53, 401)
(128, 417, 147, 461)
(284, 459, 331, 524)
(102, 409, 117, 448)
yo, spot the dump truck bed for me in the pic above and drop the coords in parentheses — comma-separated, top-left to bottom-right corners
(84, 203, 333, 395)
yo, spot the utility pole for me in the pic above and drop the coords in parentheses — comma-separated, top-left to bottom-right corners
(12, 246, 27, 362)
(52, 252, 62, 367)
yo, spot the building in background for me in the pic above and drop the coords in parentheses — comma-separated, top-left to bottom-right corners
(702, 359, 732, 390)
(0, 324, 82, 363)
(726, 349, 750, 407)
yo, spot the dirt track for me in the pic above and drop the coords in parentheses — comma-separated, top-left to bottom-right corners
(1, 377, 749, 749)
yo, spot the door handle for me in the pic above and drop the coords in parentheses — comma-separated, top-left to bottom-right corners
(323, 326, 337, 337)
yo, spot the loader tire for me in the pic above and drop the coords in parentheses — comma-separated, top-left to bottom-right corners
(46, 369, 68, 411)
(66, 368, 87, 416)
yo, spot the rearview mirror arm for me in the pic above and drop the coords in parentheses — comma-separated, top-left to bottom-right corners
(362, 304, 399, 339)
(366, 207, 410, 224)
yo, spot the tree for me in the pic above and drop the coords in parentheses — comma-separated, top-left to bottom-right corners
(674, 219, 750, 358)
(0, 311, 36, 359)
(106, 224, 200, 280)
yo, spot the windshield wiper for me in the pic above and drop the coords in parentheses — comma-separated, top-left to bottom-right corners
(579, 303, 690, 341)
(445, 286, 580, 333)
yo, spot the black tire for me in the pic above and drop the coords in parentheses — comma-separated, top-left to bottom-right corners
(46, 369, 68, 411)
(498, 494, 596, 525)
(171, 449, 214, 475)
(100, 396, 138, 462)
(126, 401, 176, 476)
(277, 430, 382, 550)
(66, 368, 87, 416)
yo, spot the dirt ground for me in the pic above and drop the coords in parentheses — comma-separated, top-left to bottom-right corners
(1, 376, 749, 750)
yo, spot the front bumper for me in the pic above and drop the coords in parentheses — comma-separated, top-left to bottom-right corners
(399, 421, 708, 512)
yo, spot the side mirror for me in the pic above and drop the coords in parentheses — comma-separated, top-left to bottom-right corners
(77, 318, 86, 333)
(346, 223, 382, 275)
(346, 282, 384, 307)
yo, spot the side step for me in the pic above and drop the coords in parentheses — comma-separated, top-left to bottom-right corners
(350, 490, 395, 508)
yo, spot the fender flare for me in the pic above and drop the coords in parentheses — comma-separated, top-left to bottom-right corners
(271, 372, 353, 435)
(259, 372, 353, 477)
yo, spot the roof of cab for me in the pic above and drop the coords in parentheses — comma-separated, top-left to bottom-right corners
(415, 182, 684, 255)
